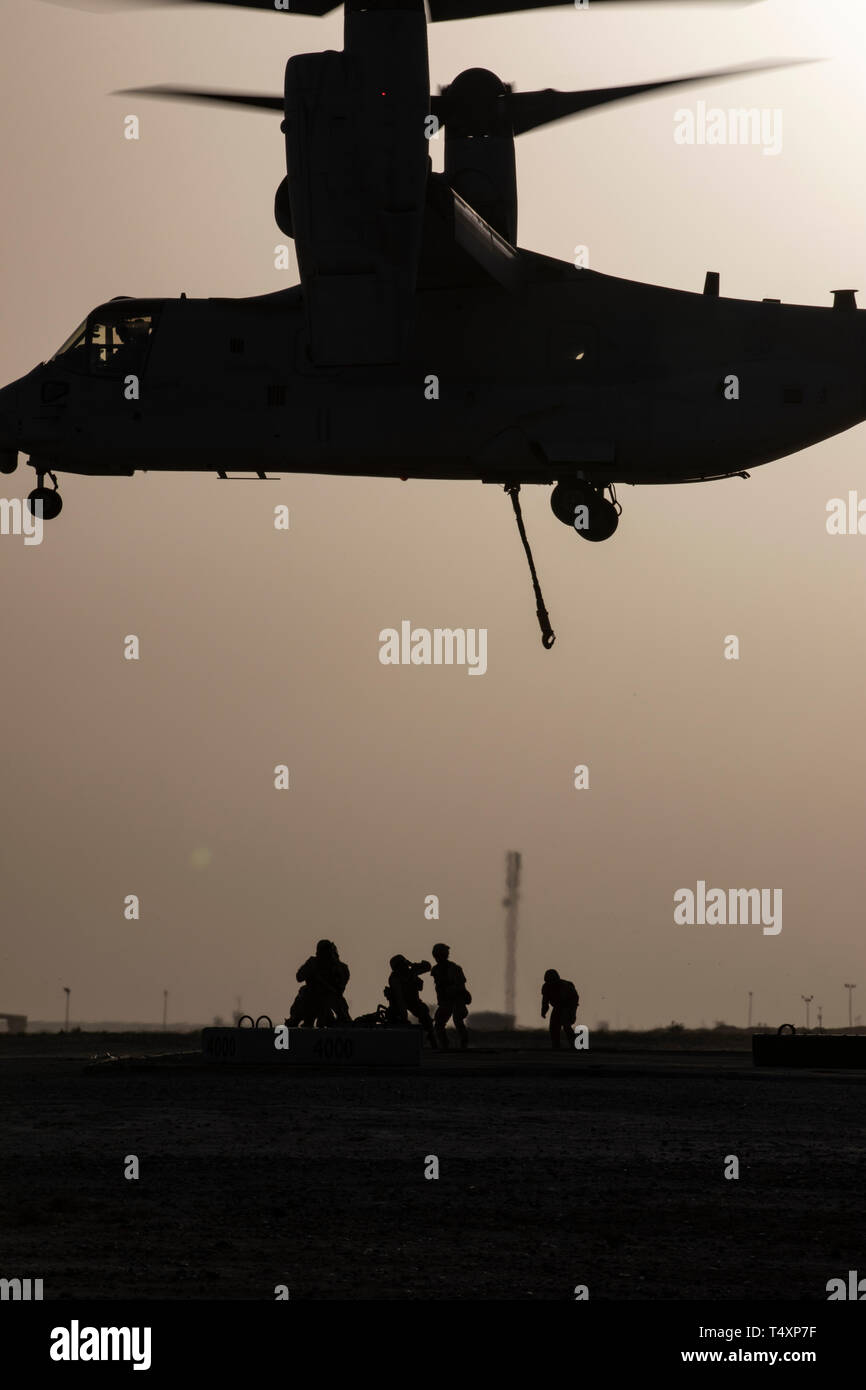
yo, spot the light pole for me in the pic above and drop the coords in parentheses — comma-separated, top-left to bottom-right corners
(747, 991, 753, 1029)
(801, 995, 813, 1030)
(817, 1005, 823, 1030)
(162, 990, 168, 1032)
(844, 983, 856, 1029)
(63, 987, 70, 1033)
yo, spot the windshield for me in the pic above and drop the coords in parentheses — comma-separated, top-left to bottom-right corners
(53, 319, 88, 360)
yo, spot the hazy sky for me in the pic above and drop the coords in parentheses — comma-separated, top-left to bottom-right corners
(1, 0, 865, 1029)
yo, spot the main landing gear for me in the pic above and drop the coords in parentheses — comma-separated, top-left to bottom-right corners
(26, 466, 63, 521)
(550, 480, 620, 541)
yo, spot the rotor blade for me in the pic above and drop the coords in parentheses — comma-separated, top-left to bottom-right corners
(508, 60, 814, 136)
(117, 84, 284, 112)
(44, 0, 339, 15)
(429, 0, 757, 20)
(122, 62, 806, 125)
(47, 0, 750, 13)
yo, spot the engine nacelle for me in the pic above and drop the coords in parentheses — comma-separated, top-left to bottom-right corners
(283, 0, 429, 365)
(441, 69, 517, 245)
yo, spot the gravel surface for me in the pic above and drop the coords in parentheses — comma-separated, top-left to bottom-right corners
(1, 1038, 862, 1301)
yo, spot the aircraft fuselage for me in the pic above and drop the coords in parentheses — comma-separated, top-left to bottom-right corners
(2, 252, 865, 490)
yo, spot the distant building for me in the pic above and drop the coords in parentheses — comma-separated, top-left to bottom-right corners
(0, 1013, 27, 1035)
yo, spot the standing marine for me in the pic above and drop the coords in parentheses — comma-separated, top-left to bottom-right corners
(541, 969, 579, 1049)
(430, 942, 471, 1051)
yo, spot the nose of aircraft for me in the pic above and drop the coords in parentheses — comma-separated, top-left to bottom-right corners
(0, 381, 20, 472)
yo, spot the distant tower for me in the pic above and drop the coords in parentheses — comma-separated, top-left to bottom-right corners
(503, 851, 521, 1028)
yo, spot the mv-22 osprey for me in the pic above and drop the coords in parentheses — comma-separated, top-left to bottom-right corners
(0, 0, 860, 645)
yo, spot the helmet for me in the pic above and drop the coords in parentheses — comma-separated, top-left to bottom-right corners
(544, 969, 560, 983)
(390, 954, 408, 970)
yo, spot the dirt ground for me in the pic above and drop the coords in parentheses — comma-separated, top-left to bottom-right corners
(1, 1033, 863, 1301)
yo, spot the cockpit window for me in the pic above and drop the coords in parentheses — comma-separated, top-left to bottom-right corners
(90, 313, 154, 374)
(53, 320, 88, 359)
(52, 307, 158, 376)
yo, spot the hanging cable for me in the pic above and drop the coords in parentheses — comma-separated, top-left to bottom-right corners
(505, 483, 555, 650)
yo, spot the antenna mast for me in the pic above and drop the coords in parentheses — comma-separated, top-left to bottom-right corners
(504, 851, 521, 1027)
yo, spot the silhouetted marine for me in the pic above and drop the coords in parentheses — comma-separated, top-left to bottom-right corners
(431, 943, 471, 1050)
(541, 969, 579, 1049)
(289, 939, 351, 1027)
(384, 955, 436, 1045)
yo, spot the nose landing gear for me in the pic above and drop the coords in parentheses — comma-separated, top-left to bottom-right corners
(550, 480, 620, 541)
(27, 467, 63, 521)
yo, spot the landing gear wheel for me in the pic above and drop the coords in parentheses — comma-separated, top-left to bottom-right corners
(550, 482, 619, 541)
(579, 495, 618, 542)
(550, 482, 585, 526)
(27, 486, 63, 520)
